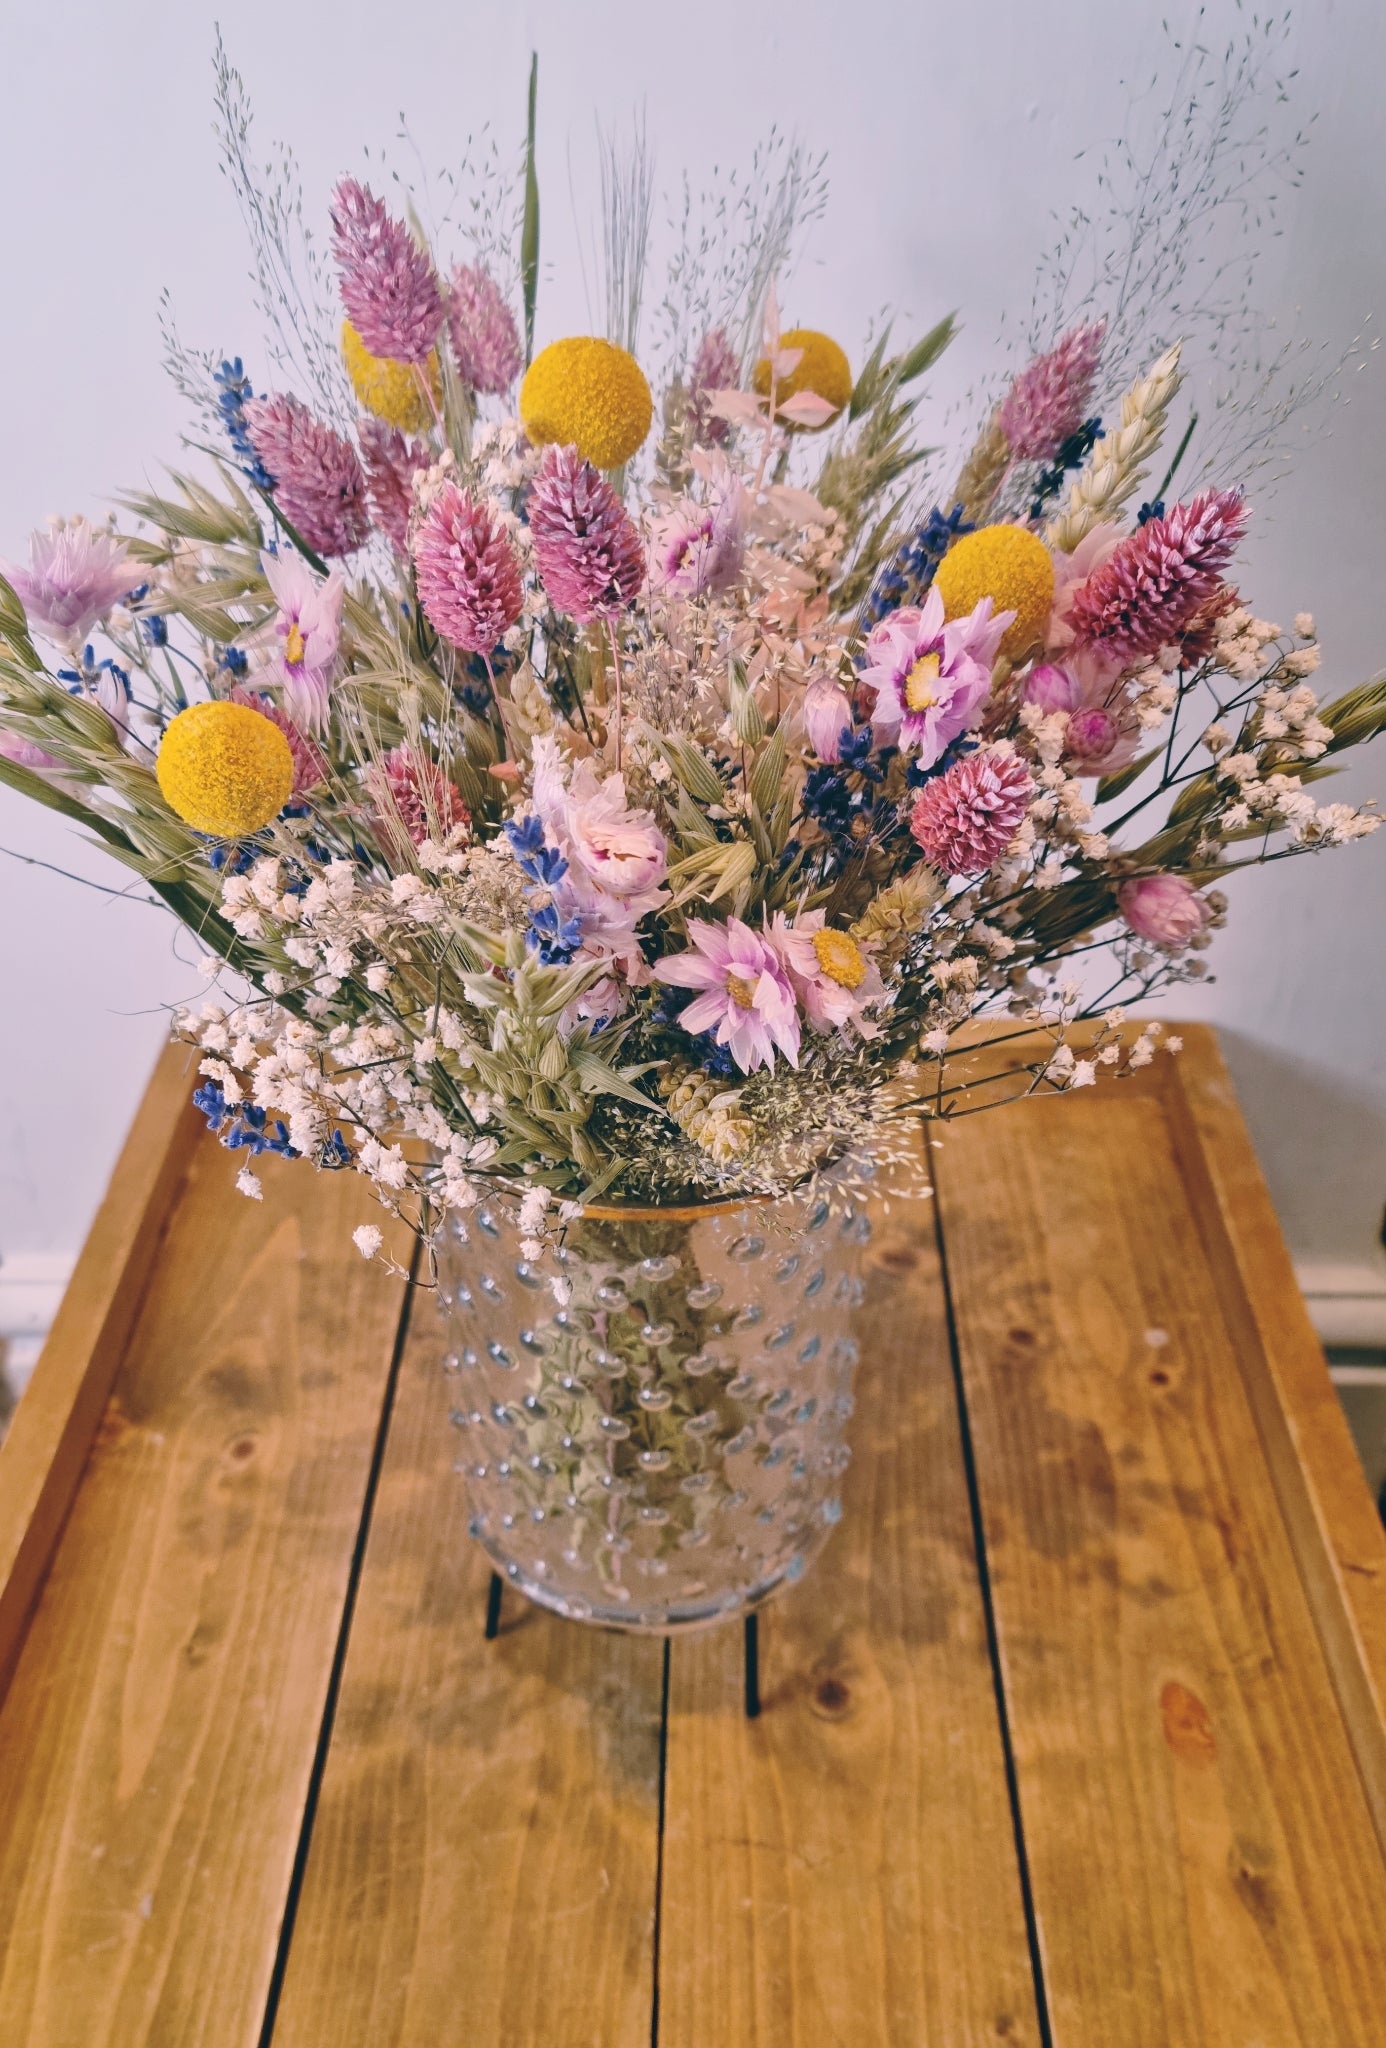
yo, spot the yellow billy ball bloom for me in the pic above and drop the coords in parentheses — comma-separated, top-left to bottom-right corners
(934, 523, 1056, 663)
(341, 320, 440, 434)
(156, 700, 295, 838)
(520, 336, 653, 469)
(753, 328, 852, 426)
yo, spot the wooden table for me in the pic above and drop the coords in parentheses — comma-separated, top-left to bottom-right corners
(1, 1028, 1384, 2045)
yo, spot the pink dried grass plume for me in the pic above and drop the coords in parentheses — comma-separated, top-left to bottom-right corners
(367, 743, 471, 851)
(687, 327, 740, 446)
(1067, 490, 1249, 667)
(447, 264, 522, 394)
(909, 748, 1034, 876)
(413, 483, 523, 654)
(528, 445, 645, 624)
(230, 688, 329, 795)
(999, 320, 1106, 463)
(358, 418, 430, 553)
(330, 178, 443, 366)
(243, 395, 371, 558)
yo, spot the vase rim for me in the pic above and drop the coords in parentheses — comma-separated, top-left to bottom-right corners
(579, 1190, 773, 1223)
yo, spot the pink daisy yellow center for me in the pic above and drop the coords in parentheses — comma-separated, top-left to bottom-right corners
(812, 927, 867, 989)
(284, 621, 306, 667)
(726, 971, 758, 1010)
(905, 650, 941, 712)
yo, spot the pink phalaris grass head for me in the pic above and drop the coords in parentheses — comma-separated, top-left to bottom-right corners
(230, 688, 329, 795)
(358, 417, 429, 553)
(412, 482, 524, 654)
(999, 320, 1106, 464)
(687, 327, 740, 445)
(528, 444, 645, 624)
(447, 264, 522, 395)
(330, 178, 443, 367)
(1, 517, 141, 646)
(1067, 489, 1249, 667)
(1118, 872, 1212, 948)
(909, 746, 1034, 876)
(243, 395, 371, 557)
(367, 743, 471, 851)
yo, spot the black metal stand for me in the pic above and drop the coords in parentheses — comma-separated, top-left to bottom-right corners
(483, 1571, 764, 1718)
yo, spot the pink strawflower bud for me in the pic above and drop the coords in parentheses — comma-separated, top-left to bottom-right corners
(1023, 661, 1082, 714)
(909, 747, 1034, 876)
(1117, 873, 1212, 948)
(688, 326, 740, 445)
(803, 676, 853, 762)
(1067, 490, 1248, 667)
(447, 264, 522, 395)
(999, 320, 1106, 463)
(330, 178, 443, 367)
(367, 743, 471, 851)
(412, 483, 524, 653)
(528, 444, 645, 624)
(230, 688, 329, 795)
(358, 417, 429, 553)
(243, 395, 371, 558)
(1065, 705, 1119, 765)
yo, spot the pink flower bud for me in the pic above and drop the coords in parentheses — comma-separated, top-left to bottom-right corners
(1117, 874, 1212, 948)
(1023, 662, 1081, 713)
(803, 677, 853, 763)
(1066, 706, 1119, 763)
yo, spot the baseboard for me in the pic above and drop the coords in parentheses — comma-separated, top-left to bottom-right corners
(0, 1252, 76, 1396)
(1295, 1260, 1386, 1349)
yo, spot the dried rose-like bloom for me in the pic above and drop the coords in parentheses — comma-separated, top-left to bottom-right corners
(999, 320, 1106, 463)
(1117, 872, 1212, 947)
(412, 483, 524, 653)
(803, 676, 854, 762)
(909, 747, 1034, 876)
(447, 264, 522, 394)
(367, 743, 471, 850)
(243, 395, 371, 557)
(528, 444, 645, 623)
(1067, 490, 1248, 666)
(1, 517, 141, 646)
(1023, 661, 1082, 714)
(330, 178, 443, 366)
(358, 417, 430, 553)
(230, 688, 329, 795)
(687, 326, 740, 445)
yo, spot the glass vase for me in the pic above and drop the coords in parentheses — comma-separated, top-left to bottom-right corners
(436, 1170, 873, 1633)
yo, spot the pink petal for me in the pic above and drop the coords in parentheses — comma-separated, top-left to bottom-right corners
(776, 390, 838, 428)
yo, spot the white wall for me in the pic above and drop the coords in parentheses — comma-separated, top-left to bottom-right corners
(1, 0, 1383, 1277)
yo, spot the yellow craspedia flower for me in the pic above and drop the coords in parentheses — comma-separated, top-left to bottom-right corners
(341, 320, 439, 433)
(753, 328, 852, 426)
(934, 523, 1056, 663)
(520, 336, 653, 469)
(157, 700, 294, 838)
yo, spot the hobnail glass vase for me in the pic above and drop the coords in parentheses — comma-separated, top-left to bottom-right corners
(436, 1169, 873, 1633)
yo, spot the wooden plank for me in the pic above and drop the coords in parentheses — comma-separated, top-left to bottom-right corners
(270, 1285, 666, 2047)
(657, 1185, 1043, 2047)
(1162, 1025, 1386, 1848)
(0, 1040, 202, 1698)
(934, 1077, 1386, 2046)
(0, 1131, 410, 2048)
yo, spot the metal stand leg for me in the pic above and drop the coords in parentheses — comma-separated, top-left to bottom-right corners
(744, 1611, 761, 1719)
(484, 1570, 503, 1640)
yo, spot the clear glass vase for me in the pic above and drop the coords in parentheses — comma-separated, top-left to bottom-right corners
(436, 1169, 873, 1633)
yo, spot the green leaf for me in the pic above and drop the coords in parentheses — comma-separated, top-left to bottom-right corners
(521, 52, 540, 366)
(664, 737, 726, 809)
(1095, 747, 1160, 806)
(748, 722, 787, 817)
(894, 313, 957, 387)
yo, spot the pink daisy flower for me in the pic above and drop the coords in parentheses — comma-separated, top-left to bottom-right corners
(2, 518, 141, 646)
(654, 916, 801, 1074)
(447, 264, 523, 394)
(243, 396, 371, 558)
(330, 178, 443, 366)
(859, 584, 1011, 766)
(909, 747, 1034, 876)
(768, 910, 884, 1036)
(258, 551, 344, 734)
(527, 445, 645, 624)
(412, 483, 524, 654)
(648, 467, 745, 598)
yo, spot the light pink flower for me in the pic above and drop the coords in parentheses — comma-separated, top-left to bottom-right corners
(999, 320, 1106, 463)
(1023, 662, 1082, 714)
(654, 916, 801, 1074)
(412, 483, 523, 654)
(0, 730, 64, 772)
(447, 264, 522, 394)
(229, 688, 329, 795)
(1, 518, 141, 646)
(260, 551, 344, 734)
(367, 744, 471, 851)
(531, 736, 667, 914)
(1117, 873, 1212, 948)
(1046, 523, 1124, 657)
(243, 396, 371, 558)
(527, 445, 645, 623)
(768, 909, 884, 1035)
(859, 584, 1010, 765)
(648, 468, 745, 598)
(330, 178, 443, 366)
(803, 677, 854, 762)
(1068, 490, 1249, 667)
(358, 418, 429, 552)
(909, 747, 1034, 876)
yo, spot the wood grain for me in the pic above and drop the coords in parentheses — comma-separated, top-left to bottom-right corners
(934, 1081, 1386, 2046)
(270, 1282, 666, 2048)
(657, 1189, 1043, 2048)
(0, 1041, 202, 1699)
(0, 1132, 410, 2048)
